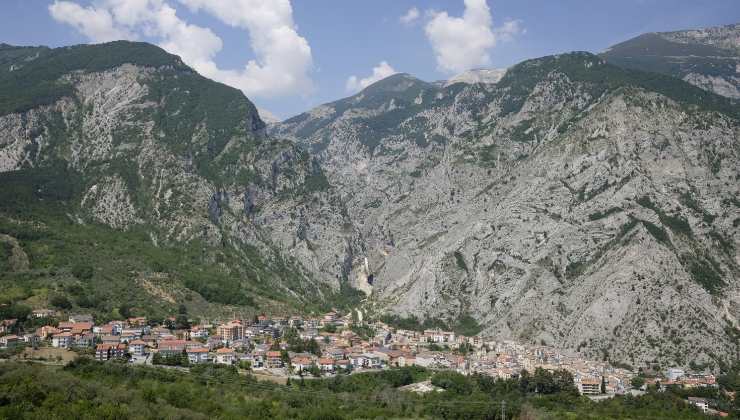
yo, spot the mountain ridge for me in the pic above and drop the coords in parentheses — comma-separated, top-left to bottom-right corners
(0, 32, 738, 370)
(601, 23, 740, 99)
(273, 50, 740, 369)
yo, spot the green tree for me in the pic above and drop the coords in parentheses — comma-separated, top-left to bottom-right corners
(305, 338, 321, 356)
(307, 363, 321, 377)
(50, 294, 72, 309)
(71, 263, 93, 280)
(0, 303, 31, 321)
(175, 314, 190, 330)
(431, 371, 472, 394)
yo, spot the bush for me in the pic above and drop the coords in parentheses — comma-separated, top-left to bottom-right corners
(431, 371, 472, 394)
(50, 294, 72, 310)
(71, 263, 93, 280)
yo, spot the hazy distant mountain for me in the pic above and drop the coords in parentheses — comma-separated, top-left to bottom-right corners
(602, 23, 740, 98)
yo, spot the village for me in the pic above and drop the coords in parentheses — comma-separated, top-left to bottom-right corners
(0, 308, 721, 414)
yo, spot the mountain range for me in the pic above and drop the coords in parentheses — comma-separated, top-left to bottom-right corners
(1, 23, 739, 369)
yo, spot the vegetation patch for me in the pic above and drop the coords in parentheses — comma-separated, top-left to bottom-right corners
(588, 207, 622, 221)
(637, 195, 693, 237)
(453, 251, 469, 273)
(380, 313, 482, 337)
(0, 360, 719, 419)
(642, 220, 671, 246)
(683, 253, 725, 295)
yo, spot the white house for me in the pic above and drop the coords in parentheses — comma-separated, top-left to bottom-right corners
(0, 335, 20, 348)
(128, 339, 148, 356)
(215, 347, 235, 365)
(187, 347, 211, 364)
(319, 358, 335, 372)
(688, 397, 708, 413)
(52, 332, 73, 348)
(666, 368, 685, 381)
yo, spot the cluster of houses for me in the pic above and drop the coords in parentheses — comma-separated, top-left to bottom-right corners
(0, 309, 721, 403)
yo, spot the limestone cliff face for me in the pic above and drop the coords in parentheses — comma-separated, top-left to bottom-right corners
(273, 52, 740, 368)
(0, 42, 358, 306)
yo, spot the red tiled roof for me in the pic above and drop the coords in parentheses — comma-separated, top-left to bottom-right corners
(59, 322, 93, 330)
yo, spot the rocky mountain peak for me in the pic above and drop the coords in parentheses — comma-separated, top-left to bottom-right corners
(361, 73, 430, 93)
(443, 68, 507, 87)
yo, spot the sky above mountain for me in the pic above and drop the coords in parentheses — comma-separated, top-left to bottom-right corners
(2, 1, 739, 120)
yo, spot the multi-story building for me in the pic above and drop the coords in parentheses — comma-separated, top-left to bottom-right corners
(215, 347, 235, 365)
(266, 351, 283, 368)
(96, 343, 127, 361)
(579, 377, 601, 395)
(187, 347, 211, 364)
(217, 320, 245, 343)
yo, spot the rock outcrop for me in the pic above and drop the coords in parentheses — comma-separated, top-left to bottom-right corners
(274, 52, 740, 368)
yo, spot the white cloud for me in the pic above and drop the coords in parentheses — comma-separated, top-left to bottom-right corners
(399, 7, 420, 25)
(177, 0, 313, 97)
(495, 18, 525, 42)
(49, 1, 133, 42)
(424, 0, 522, 74)
(345, 61, 397, 92)
(48, 0, 314, 99)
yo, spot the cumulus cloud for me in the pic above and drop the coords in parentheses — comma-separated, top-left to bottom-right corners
(49, 1, 133, 42)
(399, 7, 420, 25)
(424, 0, 522, 74)
(48, 0, 314, 98)
(177, 0, 313, 97)
(345, 61, 397, 92)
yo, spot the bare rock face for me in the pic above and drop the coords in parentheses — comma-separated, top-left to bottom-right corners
(0, 41, 358, 307)
(273, 52, 740, 369)
(661, 23, 740, 55)
(443, 68, 507, 87)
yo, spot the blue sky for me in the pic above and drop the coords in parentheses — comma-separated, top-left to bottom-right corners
(1, 1, 739, 119)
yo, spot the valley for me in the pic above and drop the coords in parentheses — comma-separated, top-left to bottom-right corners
(1, 24, 739, 375)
